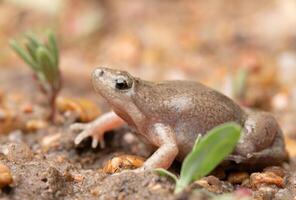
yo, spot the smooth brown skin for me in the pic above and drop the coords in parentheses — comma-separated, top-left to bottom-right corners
(71, 67, 288, 171)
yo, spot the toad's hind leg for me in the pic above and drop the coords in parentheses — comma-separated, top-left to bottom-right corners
(229, 111, 288, 166)
(228, 131, 288, 167)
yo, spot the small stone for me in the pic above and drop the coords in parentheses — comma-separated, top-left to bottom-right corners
(148, 183, 162, 191)
(57, 97, 101, 122)
(250, 172, 284, 189)
(227, 172, 249, 184)
(263, 166, 285, 178)
(0, 163, 13, 188)
(102, 155, 144, 174)
(25, 119, 47, 132)
(41, 133, 61, 150)
(194, 175, 233, 194)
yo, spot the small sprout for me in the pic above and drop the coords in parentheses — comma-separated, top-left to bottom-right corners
(155, 122, 241, 194)
(10, 31, 62, 122)
(232, 68, 248, 100)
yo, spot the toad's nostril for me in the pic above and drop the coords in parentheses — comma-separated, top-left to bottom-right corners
(95, 69, 104, 77)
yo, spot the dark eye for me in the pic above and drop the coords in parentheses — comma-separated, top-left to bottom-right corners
(115, 78, 131, 90)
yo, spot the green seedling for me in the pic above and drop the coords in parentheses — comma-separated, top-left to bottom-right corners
(232, 68, 248, 100)
(155, 122, 241, 194)
(10, 31, 62, 122)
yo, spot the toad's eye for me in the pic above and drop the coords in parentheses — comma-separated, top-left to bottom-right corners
(115, 77, 131, 90)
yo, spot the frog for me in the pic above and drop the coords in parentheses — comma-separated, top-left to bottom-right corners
(71, 67, 288, 171)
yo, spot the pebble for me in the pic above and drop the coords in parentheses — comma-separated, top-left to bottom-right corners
(194, 175, 233, 194)
(102, 155, 144, 174)
(263, 166, 285, 178)
(41, 133, 62, 149)
(227, 172, 249, 184)
(148, 183, 163, 191)
(57, 97, 101, 122)
(250, 171, 284, 189)
(25, 119, 47, 132)
(0, 163, 13, 188)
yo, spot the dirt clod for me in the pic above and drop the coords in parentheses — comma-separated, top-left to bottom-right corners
(1, 142, 33, 162)
(250, 172, 284, 189)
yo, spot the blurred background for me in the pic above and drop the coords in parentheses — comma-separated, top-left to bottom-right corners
(1, 0, 296, 139)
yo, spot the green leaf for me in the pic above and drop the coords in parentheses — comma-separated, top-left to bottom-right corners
(25, 33, 42, 48)
(10, 40, 38, 71)
(25, 41, 38, 62)
(47, 31, 59, 67)
(175, 122, 241, 193)
(192, 134, 202, 152)
(154, 168, 178, 183)
(36, 46, 56, 84)
(233, 68, 248, 98)
(10, 32, 61, 122)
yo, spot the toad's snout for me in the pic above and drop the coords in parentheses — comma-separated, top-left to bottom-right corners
(93, 68, 104, 79)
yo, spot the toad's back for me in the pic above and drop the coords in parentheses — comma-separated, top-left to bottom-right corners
(133, 80, 246, 133)
(133, 80, 246, 159)
(133, 81, 246, 159)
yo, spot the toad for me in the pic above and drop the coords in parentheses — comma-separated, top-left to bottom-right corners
(71, 67, 288, 171)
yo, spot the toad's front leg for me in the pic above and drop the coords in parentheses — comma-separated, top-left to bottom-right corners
(71, 111, 125, 148)
(139, 123, 179, 170)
